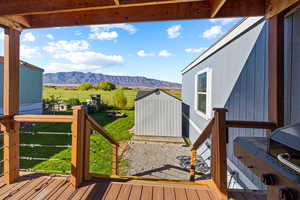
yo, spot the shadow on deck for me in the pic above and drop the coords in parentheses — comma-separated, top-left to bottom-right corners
(0, 173, 266, 200)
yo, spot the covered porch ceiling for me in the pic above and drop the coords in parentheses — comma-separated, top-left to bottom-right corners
(0, 0, 299, 30)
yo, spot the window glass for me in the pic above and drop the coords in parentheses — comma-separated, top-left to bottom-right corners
(197, 94, 206, 113)
(196, 71, 208, 115)
(197, 73, 207, 93)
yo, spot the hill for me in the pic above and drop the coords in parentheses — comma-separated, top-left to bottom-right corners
(44, 72, 181, 89)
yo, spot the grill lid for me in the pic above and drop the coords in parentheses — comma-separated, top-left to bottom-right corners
(271, 123, 300, 152)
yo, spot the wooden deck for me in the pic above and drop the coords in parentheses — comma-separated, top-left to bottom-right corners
(0, 173, 266, 200)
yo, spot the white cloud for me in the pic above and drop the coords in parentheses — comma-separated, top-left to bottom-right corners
(44, 51, 123, 73)
(185, 47, 206, 54)
(44, 63, 102, 73)
(43, 39, 122, 72)
(0, 30, 3, 40)
(209, 18, 238, 25)
(20, 45, 41, 59)
(43, 40, 90, 56)
(59, 51, 123, 66)
(137, 50, 155, 57)
(22, 32, 36, 42)
(75, 31, 82, 36)
(158, 50, 172, 57)
(89, 23, 136, 40)
(167, 25, 181, 39)
(46, 34, 54, 40)
(90, 31, 118, 40)
(202, 26, 222, 39)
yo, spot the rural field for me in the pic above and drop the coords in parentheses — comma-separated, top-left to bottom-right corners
(0, 87, 181, 176)
(44, 87, 138, 108)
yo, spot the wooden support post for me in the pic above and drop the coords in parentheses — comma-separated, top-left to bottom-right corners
(83, 119, 91, 181)
(268, 14, 284, 129)
(211, 108, 228, 198)
(71, 106, 85, 188)
(111, 144, 118, 176)
(3, 27, 20, 184)
(189, 149, 197, 181)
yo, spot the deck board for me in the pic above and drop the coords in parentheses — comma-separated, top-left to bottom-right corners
(0, 173, 266, 200)
(153, 186, 164, 200)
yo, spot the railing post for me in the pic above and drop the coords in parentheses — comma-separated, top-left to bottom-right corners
(83, 119, 92, 181)
(211, 108, 228, 197)
(71, 106, 85, 188)
(112, 144, 118, 176)
(3, 27, 21, 184)
(190, 149, 197, 181)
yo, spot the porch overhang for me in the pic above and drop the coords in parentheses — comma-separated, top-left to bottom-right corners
(0, 0, 298, 29)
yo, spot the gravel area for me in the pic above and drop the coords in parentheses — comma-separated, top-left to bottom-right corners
(123, 142, 191, 180)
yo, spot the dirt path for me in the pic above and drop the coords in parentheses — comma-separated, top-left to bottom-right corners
(123, 142, 191, 180)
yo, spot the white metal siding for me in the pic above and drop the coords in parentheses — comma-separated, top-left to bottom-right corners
(135, 91, 182, 137)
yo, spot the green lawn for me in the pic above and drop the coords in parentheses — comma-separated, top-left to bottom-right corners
(0, 109, 134, 175)
(43, 88, 138, 108)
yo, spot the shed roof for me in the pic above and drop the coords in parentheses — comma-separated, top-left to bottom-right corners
(181, 17, 264, 74)
(135, 89, 181, 101)
(0, 56, 44, 71)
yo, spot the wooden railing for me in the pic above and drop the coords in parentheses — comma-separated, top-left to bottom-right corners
(1, 105, 118, 188)
(190, 108, 277, 199)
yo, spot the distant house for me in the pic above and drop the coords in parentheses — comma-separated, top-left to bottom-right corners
(0, 56, 44, 114)
(135, 89, 183, 137)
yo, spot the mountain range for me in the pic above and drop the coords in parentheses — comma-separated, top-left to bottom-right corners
(43, 72, 181, 89)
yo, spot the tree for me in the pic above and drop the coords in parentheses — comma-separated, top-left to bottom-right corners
(118, 86, 129, 90)
(64, 98, 81, 105)
(98, 81, 116, 91)
(78, 82, 93, 90)
(113, 89, 127, 108)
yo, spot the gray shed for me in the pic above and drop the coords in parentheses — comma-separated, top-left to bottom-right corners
(135, 89, 182, 137)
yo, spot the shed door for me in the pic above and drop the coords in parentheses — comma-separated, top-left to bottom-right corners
(284, 9, 300, 125)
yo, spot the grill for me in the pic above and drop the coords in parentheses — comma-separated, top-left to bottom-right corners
(234, 123, 300, 200)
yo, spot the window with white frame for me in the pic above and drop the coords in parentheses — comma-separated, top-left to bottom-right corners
(195, 68, 212, 119)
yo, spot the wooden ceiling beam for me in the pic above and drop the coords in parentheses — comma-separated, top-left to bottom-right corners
(0, 0, 116, 16)
(25, 0, 264, 29)
(0, 16, 23, 31)
(209, 0, 227, 17)
(114, 0, 120, 6)
(265, 0, 300, 18)
(215, 0, 264, 18)
(27, 1, 211, 28)
(4, 16, 31, 28)
(0, 0, 205, 16)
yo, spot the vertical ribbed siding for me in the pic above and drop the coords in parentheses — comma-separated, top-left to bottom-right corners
(135, 91, 182, 137)
(225, 25, 268, 189)
(284, 10, 300, 125)
(0, 64, 44, 114)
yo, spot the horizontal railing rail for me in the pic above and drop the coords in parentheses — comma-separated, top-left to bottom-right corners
(225, 120, 277, 130)
(14, 114, 73, 123)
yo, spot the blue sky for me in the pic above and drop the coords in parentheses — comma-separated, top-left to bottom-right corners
(0, 18, 241, 83)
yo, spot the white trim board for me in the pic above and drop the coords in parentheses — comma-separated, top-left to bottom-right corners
(181, 17, 264, 74)
(194, 67, 212, 120)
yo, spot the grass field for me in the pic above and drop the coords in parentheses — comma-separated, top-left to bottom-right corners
(44, 88, 138, 108)
(0, 109, 134, 175)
